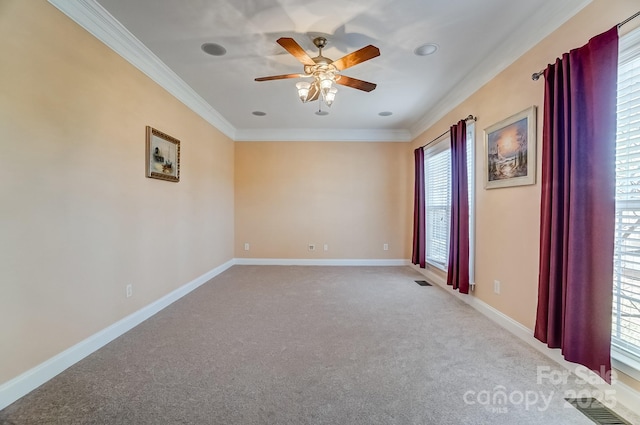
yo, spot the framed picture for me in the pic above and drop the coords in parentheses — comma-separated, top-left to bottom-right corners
(146, 126, 180, 182)
(484, 106, 536, 189)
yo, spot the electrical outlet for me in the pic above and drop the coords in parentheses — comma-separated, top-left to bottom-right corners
(494, 280, 501, 294)
(244, 243, 250, 251)
(383, 243, 389, 251)
(308, 244, 315, 251)
(323, 244, 329, 251)
(126, 284, 133, 298)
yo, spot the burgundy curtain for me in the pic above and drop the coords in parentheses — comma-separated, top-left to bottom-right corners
(447, 120, 470, 294)
(412, 148, 426, 267)
(534, 26, 618, 382)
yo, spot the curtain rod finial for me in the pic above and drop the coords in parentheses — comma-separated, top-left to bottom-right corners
(532, 72, 541, 81)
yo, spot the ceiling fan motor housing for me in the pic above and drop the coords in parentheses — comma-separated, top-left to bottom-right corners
(313, 37, 327, 49)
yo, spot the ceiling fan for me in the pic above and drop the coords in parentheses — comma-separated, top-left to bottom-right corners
(255, 36, 380, 108)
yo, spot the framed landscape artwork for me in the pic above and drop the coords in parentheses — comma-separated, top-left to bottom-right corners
(484, 106, 536, 189)
(146, 126, 180, 182)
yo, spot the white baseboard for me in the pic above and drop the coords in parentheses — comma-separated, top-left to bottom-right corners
(9, 260, 635, 418)
(234, 258, 411, 266)
(0, 259, 235, 411)
(411, 265, 640, 419)
(0, 258, 407, 410)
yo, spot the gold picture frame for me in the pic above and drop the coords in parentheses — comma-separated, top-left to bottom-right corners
(146, 126, 180, 182)
(484, 106, 536, 189)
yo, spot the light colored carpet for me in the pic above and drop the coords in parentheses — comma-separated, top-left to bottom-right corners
(1, 266, 638, 424)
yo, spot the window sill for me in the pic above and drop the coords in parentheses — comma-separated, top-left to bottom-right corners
(611, 346, 640, 383)
(426, 260, 447, 272)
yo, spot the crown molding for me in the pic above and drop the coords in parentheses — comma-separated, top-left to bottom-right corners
(46, 0, 411, 143)
(235, 128, 412, 142)
(49, 0, 591, 143)
(409, 0, 593, 139)
(47, 0, 237, 140)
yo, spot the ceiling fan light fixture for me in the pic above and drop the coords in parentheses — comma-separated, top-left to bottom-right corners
(296, 81, 311, 102)
(324, 87, 338, 107)
(317, 72, 335, 102)
(319, 72, 333, 88)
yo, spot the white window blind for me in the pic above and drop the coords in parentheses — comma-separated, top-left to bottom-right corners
(613, 27, 640, 362)
(424, 138, 451, 269)
(423, 122, 475, 274)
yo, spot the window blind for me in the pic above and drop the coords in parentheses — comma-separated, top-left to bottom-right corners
(613, 27, 640, 360)
(425, 138, 451, 269)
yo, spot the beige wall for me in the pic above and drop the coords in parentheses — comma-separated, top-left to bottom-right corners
(410, 0, 640, 391)
(2, 0, 640, 402)
(0, 1, 234, 383)
(235, 141, 411, 259)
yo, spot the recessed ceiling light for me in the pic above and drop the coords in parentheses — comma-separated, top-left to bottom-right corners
(414, 43, 438, 56)
(201, 43, 227, 56)
(315, 110, 329, 116)
(252, 111, 266, 116)
(379, 111, 393, 116)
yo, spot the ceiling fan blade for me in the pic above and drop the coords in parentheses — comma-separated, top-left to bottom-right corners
(255, 73, 303, 82)
(336, 75, 377, 92)
(331, 45, 380, 71)
(277, 37, 316, 66)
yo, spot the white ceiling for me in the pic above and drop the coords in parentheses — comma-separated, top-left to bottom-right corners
(50, 0, 591, 142)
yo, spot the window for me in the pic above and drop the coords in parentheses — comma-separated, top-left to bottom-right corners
(424, 137, 451, 268)
(613, 27, 640, 367)
(423, 122, 475, 279)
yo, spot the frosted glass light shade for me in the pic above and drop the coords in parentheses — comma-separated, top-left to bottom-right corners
(296, 81, 311, 102)
(325, 87, 337, 107)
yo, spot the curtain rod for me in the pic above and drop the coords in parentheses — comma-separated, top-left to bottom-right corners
(419, 115, 477, 149)
(531, 10, 640, 81)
